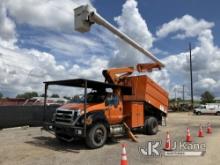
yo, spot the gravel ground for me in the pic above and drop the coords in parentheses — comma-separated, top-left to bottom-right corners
(0, 112, 220, 165)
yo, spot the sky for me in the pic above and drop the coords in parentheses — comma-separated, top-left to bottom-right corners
(0, 0, 220, 99)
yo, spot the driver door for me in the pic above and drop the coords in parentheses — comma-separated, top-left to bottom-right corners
(105, 95, 123, 124)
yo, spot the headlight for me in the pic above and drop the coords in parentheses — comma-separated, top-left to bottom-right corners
(80, 110, 84, 115)
(74, 109, 83, 116)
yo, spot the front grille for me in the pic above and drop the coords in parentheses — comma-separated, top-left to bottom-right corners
(55, 109, 79, 125)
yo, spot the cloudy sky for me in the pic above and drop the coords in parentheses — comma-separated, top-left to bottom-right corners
(0, 0, 220, 99)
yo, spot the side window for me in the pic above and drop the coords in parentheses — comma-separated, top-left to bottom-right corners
(112, 95, 119, 107)
(105, 94, 119, 107)
(200, 105, 205, 109)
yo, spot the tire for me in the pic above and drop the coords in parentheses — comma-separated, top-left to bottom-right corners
(197, 112, 202, 115)
(144, 117, 159, 135)
(85, 123, 107, 149)
(216, 112, 220, 116)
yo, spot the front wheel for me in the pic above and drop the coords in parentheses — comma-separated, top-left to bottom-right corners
(196, 112, 202, 115)
(85, 123, 107, 149)
(143, 117, 159, 135)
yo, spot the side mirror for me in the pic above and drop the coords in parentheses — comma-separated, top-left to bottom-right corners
(105, 98, 110, 106)
(105, 96, 119, 107)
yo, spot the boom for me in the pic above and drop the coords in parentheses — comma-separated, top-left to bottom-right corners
(74, 5, 165, 67)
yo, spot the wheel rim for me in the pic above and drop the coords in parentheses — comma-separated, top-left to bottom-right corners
(94, 128, 105, 144)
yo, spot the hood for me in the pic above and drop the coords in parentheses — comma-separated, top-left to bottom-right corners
(58, 102, 106, 112)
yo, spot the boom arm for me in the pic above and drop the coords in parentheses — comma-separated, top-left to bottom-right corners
(74, 5, 165, 67)
(103, 63, 161, 84)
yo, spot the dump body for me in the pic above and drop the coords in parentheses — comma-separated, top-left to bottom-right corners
(122, 75, 168, 114)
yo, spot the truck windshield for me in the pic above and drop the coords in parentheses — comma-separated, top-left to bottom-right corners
(70, 92, 106, 103)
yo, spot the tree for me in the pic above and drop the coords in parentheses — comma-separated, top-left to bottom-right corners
(0, 92, 3, 99)
(51, 94, 60, 98)
(40, 94, 48, 97)
(63, 96, 71, 100)
(201, 91, 215, 104)
(16, 91, 38, 99)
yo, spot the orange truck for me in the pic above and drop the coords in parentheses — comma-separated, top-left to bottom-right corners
(43, 63, 168, 148)
(42, 5, 168, 149)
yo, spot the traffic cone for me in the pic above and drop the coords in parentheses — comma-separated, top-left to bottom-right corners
(186, 128, 192, 142)
(120, 144, 128, 165)
(164, 132, 172, 151)
(207, 123, 212, 134)
(198, 124, 204, 137)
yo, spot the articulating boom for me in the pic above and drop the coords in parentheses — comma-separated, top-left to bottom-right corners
(103, 63, 161, 84)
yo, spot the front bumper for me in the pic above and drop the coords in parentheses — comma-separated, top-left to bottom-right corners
(53, 123, 85, 137)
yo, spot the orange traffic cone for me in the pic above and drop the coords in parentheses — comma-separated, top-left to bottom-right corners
(207, 123, 212, 134)
(120, 144, 128, 165)
(164, 132, 172, 151)
(198, 125, 204, 137)
(186, 128, 192, 142)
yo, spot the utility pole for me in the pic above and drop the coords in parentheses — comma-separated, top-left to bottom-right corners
(189, 43, 194, 110)
(182, 85, 185, 103)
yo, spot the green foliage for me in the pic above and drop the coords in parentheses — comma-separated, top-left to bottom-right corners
(51, 94, 60, 98)
(63, 96, 71, 100)
(0, 92, 3, 99)
(40, 94, 45, 97)
(16, 91, 38, 99)
(200, 91, 215, 104)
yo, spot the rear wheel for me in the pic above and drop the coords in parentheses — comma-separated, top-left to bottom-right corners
(144, 117, 158, 135)
(85, 123, 107, 149)
(216, 112, 220, 116)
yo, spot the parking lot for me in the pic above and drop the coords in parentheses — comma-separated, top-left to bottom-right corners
(0, 112, 220, 165)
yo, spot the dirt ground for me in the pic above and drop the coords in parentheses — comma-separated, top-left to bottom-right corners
(0, 112, 220, 165)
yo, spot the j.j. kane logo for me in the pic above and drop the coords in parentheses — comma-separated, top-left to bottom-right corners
(138, 141, 206, 157)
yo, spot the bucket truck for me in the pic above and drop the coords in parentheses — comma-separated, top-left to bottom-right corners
(43, 5, 168, 149)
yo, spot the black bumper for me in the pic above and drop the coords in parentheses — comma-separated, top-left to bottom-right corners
(53, 123, 85, 138)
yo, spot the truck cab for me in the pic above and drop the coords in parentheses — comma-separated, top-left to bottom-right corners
(54, 89, 124, 129)
(44, 79, 132, 148)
